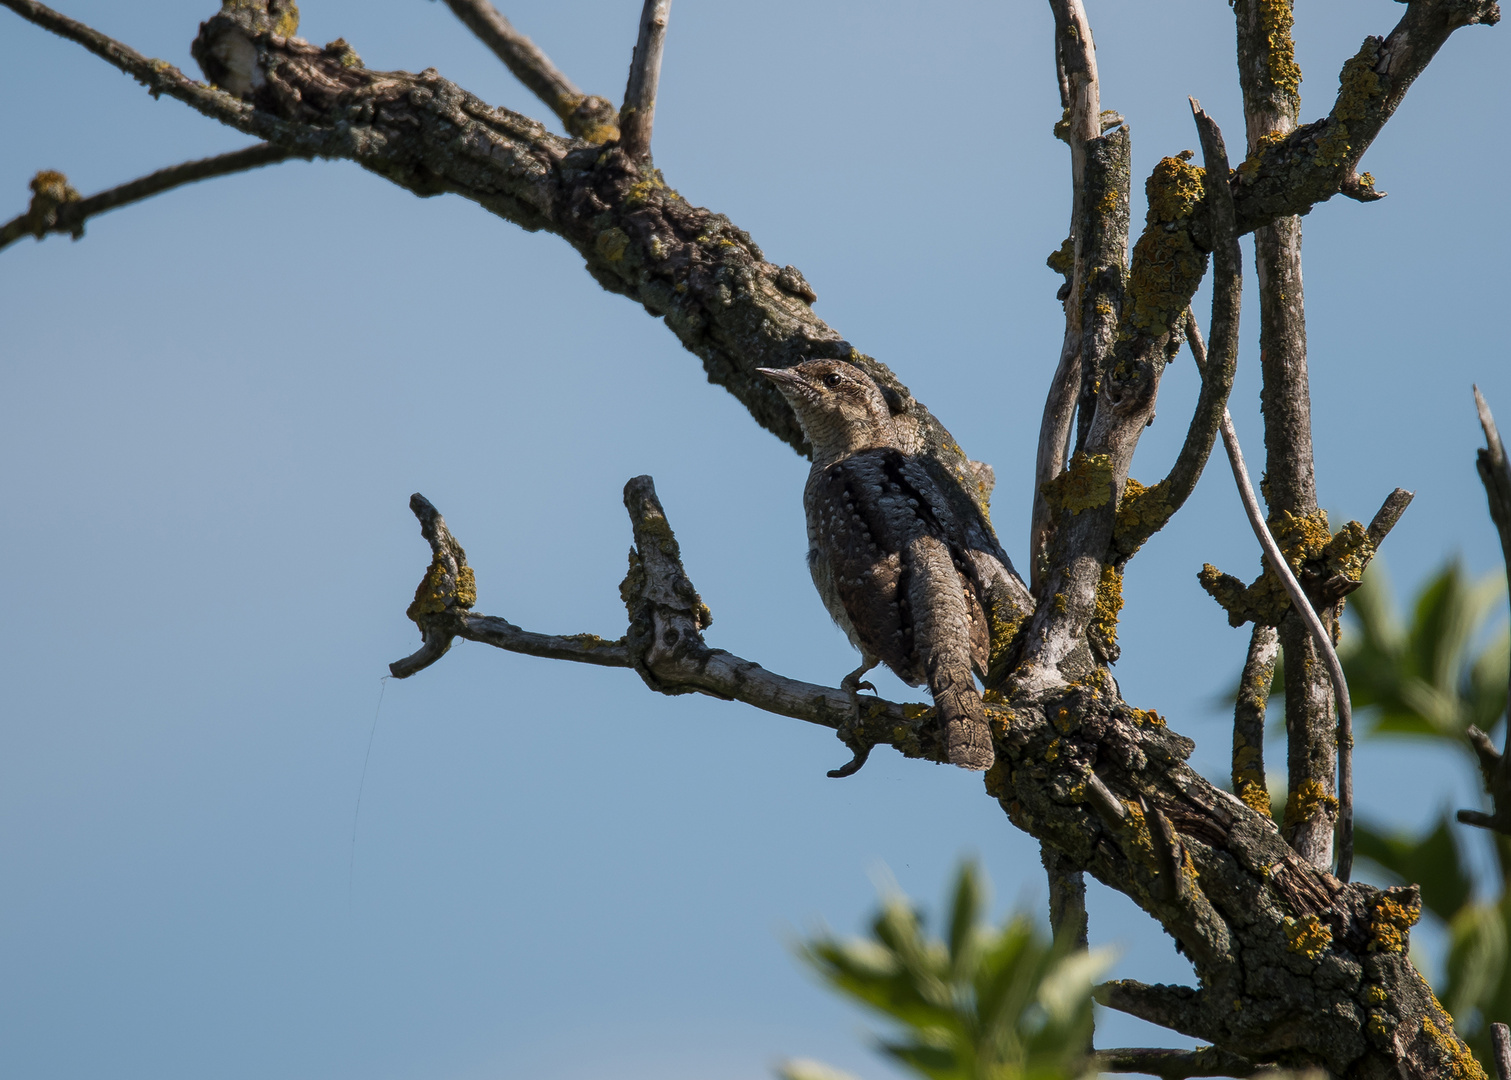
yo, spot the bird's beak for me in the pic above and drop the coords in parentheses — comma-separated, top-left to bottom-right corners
(756, 366, 801, 388)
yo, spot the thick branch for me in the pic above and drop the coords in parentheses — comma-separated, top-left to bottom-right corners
(619, 0, 671, 161)
(432, 0, 618, 141)
(1095, 1046, 1267, 1079)
(0, 144, 297, 251)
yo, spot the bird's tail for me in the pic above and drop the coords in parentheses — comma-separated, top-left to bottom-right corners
(930, 667, 994, 771)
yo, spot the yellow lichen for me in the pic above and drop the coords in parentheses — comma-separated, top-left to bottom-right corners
(1145, 154, 1206, 222)
(1113, 476, 1174, 551)
(1129, 708, 1166, 729)
(596, 227, 630, 262)
(1090, 565, 1124, 651)
(1316, 40, 1384, 169)
(1420, 1014, 1487, 1080)
(1284, 778, 1338, 831)
(1257, 0, 1301, 103)
(1232, 742, 1271, 817)
(1363, 985, 1387, 1005)
(1282, 913, 1332, 959)
(1367, 891, 1421, 954)
(1043, 451, 1115, 515)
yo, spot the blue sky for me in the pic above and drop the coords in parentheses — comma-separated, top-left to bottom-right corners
(1, 2, 1507, 1078)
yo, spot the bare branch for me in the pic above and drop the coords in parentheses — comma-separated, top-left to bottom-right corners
(1232, 625, 1278, 818)
(619, 0, 672, 161)
(1095, 1046, 1269, 1079)
(1458, 388, 1511, 835)
(1207, 387, 1357, 881)
(1493, 1022, 1511, 1080)
(1366, 487, 1415, 547)
(0, 0, 336, 151)
(0, 144, 298, 252)
(432, 0, 617, 141)
(1032, 0, 1113, 592)
(1094, 981, 1214, 1044)
(390, 486, 953, 768)
(1110, 102, 1240, 561)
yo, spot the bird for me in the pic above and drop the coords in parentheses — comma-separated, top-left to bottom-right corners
(758, 359, 995, 772)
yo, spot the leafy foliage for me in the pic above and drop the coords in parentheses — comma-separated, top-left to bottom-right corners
(1340, 560, 1509, 1063)
(1342, 560, 1507, 741)
(778, 863, 1110, 1080)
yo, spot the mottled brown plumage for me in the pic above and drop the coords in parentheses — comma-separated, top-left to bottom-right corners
(758, 360, 995, 771)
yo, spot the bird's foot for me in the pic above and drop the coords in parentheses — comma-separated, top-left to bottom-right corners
(830, 664, 879, 778)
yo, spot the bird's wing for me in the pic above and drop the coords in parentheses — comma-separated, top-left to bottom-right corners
(813, 456, 917, 682)
(890, 452, 992, 675)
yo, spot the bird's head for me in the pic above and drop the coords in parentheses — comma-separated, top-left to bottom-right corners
(757, 360, 898, 465)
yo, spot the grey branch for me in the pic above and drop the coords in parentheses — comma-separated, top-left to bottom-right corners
(0, 144, 297, 251)
(432, 0, 617, 141)
(1196, 330, 1357, 881)
(1459, 388, 1511, 835)
(1493, 1023, 1511, 1080)
(1232, 625, 1278, 818)
(1367, 487, 1415, 547)
(0, 0, 339, 152)
(1033, 0, 1106, 592)
(1095, 1045, 1269, 1078)
(1109, 101, 1239, 562)
(619, 0, 672, 161)
(390, 483, 951, 767)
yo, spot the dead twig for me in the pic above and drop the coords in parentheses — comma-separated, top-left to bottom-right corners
(431, 0, 617, 141)
(1187, 319, 1358, 881)
(1, 144, 300, 252)
(619, 0, 672, 161)
(1459, 388, 1511, 836)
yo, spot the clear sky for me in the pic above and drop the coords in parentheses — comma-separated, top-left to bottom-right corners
(1, 2, 1507, 1078)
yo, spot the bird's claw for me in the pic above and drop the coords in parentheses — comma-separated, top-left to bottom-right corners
(827, 739, 873, 779)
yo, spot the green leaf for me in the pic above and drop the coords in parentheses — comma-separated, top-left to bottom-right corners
(1352, 812, 1473, 922)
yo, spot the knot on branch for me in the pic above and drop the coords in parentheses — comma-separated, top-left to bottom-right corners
(1198, 510, 1375, 628)
(562, 94, 618, 144)
(21, 170, 82, 239)
(192, 2, 372, 120)
(390, 493, 475, 678)
(620, 475, 713, 695)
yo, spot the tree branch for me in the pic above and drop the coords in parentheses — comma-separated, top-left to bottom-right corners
(1493, 1023, 1511, 1080)
(0, 144, 298, 251)
(431, 0, 618, 141)
(1205, 377, 1357, 881)
(1095, 1046, 1269, 1079)
(1033, 0, 1122, 593)
(619, 0, 671, 161)
(1458, 387, 1511, 836)
(0, 0, 343, 152)
(390, 485, 952, 768)
(1229, 0, 1500, 236)
(1232, 625, 1278, 818)
(1109, 101, 1239, 562)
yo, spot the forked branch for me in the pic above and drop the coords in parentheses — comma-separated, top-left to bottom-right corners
(390, 483, 952, 769)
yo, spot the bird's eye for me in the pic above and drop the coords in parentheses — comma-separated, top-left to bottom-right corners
(822, 372, 843, 389)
